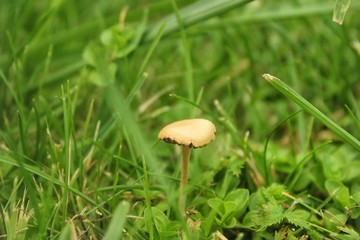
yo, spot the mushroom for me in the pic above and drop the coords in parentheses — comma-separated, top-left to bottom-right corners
(158, 118, 216, 216)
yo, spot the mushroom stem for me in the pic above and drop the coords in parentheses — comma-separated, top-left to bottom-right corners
(179, 145, 191, 216)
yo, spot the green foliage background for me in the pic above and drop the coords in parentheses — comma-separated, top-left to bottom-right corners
(0, 0, 359, 239)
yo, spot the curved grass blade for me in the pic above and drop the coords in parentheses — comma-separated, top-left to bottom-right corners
(263, 74, 360, 152)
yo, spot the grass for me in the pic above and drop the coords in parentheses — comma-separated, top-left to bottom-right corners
(1, 0, 360, 239)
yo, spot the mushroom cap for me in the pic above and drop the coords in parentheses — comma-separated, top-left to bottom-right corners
(158, 118, 216, 148)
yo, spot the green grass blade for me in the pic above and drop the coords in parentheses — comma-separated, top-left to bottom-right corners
(0, 153, 110, 215)
(58, 225, 71, 240)
(103, 201, 130, 240)
(125, 73, 148, 106)
(169, 94, 213, 117)
(333, 0, 351, 25)
(263, 110, 302, 185)
(171, 0, 194, 101)
(345, 104, 360, 130)
(263, 74, 360, 152)
(136, 22, 165, 79)
(145, 0, 254, 41)
(142, 157, 154, 240)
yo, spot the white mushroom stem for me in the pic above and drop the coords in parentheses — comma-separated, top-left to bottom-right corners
(179, 145, 191, 216)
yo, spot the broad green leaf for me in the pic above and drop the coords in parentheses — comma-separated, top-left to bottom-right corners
(241, 210, 256, 228)
(208, 198, 225, 216)
(224, 201, 237, 214)
(339, 162, 360, 182)
(325, 180, 351, 208)
(152, 207, 168, 232)
(151, 207, 180, 239)
(225, 188, 249, 212)
(223, 217, 237, 228)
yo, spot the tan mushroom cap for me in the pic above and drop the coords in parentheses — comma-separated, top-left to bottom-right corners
(158, 118, 216, 148)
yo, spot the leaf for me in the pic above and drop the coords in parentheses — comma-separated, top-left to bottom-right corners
(82, 42, 108, 67)
(243, 201, 286, 231)
(325, 180, 351, 208)
(223, 217, 237, 228)
(82, 42, 117, 86)
(225, 188, 249, 212)
(339, 162, 360, 182)
(224, 201, 237, 214)
(307, 230, 325, 240)
(151, 207, 168, 232)
(284, 209, 310, 229)
(103, 201, 130, 240)
(208, 197, 241, 229)
(208, 198, 225, 216)
(323, 207, 348, 231)
(259, 202, 285, 227)
(337, 226, 360, 240)
(242, 210, 257, 228)
(88, 63, 117, 86)
(151, 207, 180, 239)
(101, 10, 148, 59)
(266, 184, 287, 202)
(350, 191, 360, 219)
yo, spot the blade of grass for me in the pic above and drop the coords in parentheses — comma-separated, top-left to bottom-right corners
(231, 2, 360, 24)
(285, 140, 332, 190)
(80, 98, 95, 184)
(345, 105, 360, 130)
(58, 225, 71, 240)
(31, 100, 42, 160)
(0, 70, 21, 111)
(17, 111, 28, 156)
(263, 110, 302, 185)
(263, 74, 360, 152)
(104, 84, 173, 209)
(103, 201, 130, 240)
(61, 83, 71, 225)
(0, 153, 110, 215)
(333, 0, 351, 25)
(169, 94, 213, 116)
(136, 22, 165, 79)
(125, 73, 148, 106)
(0, 138, 42, 234)
(99, 21, 165, 145)
(142, 157, 154, 240)
(171, 0, 194, 102)
(145, 0, 254, 41)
